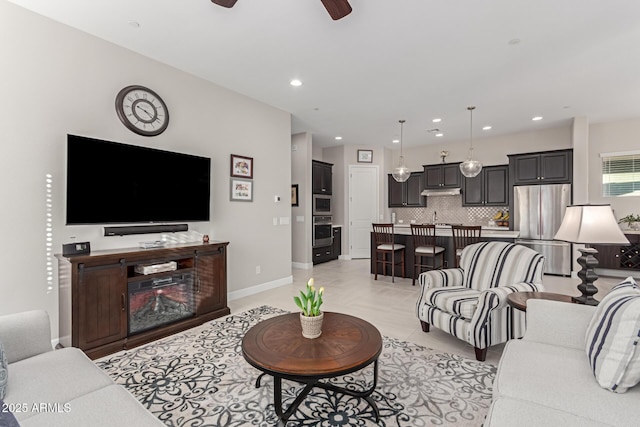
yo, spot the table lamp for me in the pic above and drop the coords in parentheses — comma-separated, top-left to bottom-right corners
(554, 204, 629, 305)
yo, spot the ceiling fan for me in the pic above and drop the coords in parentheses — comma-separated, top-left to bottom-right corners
(210, 0, 352, 20)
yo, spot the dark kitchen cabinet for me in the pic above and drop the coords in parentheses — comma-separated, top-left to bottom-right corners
(509, 150, 572, 185)
(590, 244, 622, 269)
(332, 227, 341, 259)
(312, 160, 333, 194)
(313, 227, 342, 265)
(388, 172, 425, 207)
(592, 234, 640, 271)
(423, 163, 461, 189)
(462, 165, 509, 206)
(313, 245, 333, 265)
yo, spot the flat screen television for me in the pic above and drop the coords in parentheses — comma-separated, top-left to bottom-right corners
(66, 134, 211, 225)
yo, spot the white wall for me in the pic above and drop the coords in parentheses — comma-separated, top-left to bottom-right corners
(395, 126, 573, 170)
(291, 133, 312, 267)
(588, 117, 640, 220)
(0, 1, 292, 338)
(323, 145, 389, 258)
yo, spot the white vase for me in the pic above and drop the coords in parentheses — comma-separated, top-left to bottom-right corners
(300, 312, 324, 339)
(629, 222, 639, 231)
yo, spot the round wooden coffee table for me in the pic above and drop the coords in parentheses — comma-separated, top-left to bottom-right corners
(507, 291, 574, 311)
(242, 312, 382, 424)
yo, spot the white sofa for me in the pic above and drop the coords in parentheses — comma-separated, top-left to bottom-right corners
(0, 310, 162, 427)
(485, 299, 640, 427)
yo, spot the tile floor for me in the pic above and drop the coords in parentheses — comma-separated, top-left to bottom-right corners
(229, 259, 628, 365)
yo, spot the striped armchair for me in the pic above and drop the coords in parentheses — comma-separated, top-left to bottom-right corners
(415, 241, 545, 361)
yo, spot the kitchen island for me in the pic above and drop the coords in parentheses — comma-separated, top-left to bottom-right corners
(370, 224, 519, 279)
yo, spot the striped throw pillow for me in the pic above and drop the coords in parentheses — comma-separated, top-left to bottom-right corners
(585, 277, 640, 393)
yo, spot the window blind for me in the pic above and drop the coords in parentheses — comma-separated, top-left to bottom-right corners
(602, 152, 640, 197)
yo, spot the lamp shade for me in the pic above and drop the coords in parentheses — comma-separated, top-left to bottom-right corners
(554, 204, 629, 245)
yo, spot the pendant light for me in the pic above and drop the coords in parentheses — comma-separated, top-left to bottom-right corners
(392, 119, 411, 182)
(459, 106, 483, 178)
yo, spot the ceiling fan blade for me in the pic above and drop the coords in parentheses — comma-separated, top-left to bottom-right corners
(320, 0, 352, 20)
(211, 0, 238, 8)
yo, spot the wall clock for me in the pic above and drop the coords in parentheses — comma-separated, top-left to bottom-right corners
(115, 85, 169, 136)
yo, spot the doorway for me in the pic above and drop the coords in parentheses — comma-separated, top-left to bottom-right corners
(349, 165, 379, 258)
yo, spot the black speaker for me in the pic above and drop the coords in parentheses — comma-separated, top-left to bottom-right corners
(104, 224, 188, 236)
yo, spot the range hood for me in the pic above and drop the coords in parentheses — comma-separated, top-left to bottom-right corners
(420, 188, 461, 196)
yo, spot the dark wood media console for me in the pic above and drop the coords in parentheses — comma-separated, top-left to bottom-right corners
(57, 241, 230, 359)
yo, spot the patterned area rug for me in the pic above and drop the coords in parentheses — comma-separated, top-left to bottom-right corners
(96, 306, 496, 426)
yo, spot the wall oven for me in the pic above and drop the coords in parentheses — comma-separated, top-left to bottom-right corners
(313, 194, 332, 216)
(313, 216, 333, 248)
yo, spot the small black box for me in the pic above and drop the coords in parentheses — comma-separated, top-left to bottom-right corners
(62, 242, 91, 256)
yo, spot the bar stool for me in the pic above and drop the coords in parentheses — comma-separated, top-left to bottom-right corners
(410, 224, 445, 286)
(372, 223, 405, 282)
(411, 224, 445, 285)
(451, 225, 482, 267)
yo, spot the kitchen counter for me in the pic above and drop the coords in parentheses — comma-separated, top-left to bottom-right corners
(622, 229, 640, 235)
(390, 224, 519, 239)
(371, 225, 519, 278)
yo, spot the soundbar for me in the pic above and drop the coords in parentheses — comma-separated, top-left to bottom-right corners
(104, 224, 188, 236)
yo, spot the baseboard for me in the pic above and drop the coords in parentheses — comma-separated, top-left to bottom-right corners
(338, 255, 351, 260)
(292, 261, 313, 270)
(228, 275, 293, 301)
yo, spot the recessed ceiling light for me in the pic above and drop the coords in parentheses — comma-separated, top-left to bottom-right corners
(532, 116, 543, 121)
(335, 136, 342, 140)
(290, 79, 302, 87)
(392, 139, 400, 144)
(127, 20, 140, 28)
(435, 133, 443, 137)
(483, 126, 492, 130)
(432, 118, 442, 123)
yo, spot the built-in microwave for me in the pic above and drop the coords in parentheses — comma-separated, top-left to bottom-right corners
(313, 194, 332, 216)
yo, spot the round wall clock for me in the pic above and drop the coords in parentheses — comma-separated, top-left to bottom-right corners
(115, 85, 169, 136)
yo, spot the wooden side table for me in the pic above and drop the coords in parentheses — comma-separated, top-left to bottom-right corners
(507, 291, 574, 311)
(242, 312, 382, 424)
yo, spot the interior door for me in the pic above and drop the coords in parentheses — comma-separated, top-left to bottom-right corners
(349, 165, 379, 258)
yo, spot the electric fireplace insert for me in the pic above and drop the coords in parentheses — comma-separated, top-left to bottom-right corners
(128, 272, 195, 335)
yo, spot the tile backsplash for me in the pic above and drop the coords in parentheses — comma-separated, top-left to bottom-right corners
(393, 195, 507, 226)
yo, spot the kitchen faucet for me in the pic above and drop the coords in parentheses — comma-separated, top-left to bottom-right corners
(432, 211, 437, 223)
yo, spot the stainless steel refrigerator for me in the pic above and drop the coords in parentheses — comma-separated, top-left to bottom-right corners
(513, 184, 572, 276)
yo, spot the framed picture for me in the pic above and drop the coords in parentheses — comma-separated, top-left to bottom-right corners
(230, 154, 253, 179)
(230, 178, 253, 202)
(358, 149, 373, 163)
(291, 184, 299, 206)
